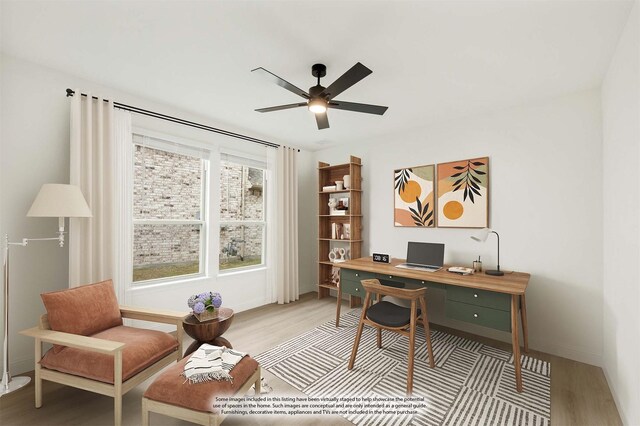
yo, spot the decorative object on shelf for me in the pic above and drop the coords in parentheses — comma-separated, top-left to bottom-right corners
(471, 228, 504, 276)
(372, 253, 390, 263)
(188, 291, 223, 322)
(3, 184, 92, 396)
(437, 157, 489, 228)
(343, 224, 351, 239)
(322, 185, 337, 192)
(331, 222, 345, 239)
(330, 267, 341, 286)
(343, 175, 351, 189)
(339, 197, 349, 209)
(394, 164, 435, 227)
(328, 197, 338, 214)
(335, 180, 344, 191)
(328, 247, 347, 263)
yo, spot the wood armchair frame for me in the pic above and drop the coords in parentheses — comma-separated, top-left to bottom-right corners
(20, 305, 187, 426)
(348, 279, 435, 395)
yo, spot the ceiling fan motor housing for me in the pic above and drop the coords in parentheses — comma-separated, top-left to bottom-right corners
(309, 84, 326, 99)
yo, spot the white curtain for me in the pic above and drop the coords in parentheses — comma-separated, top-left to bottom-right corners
(69, 91, 132, 293)
(275, 146, 299, 304)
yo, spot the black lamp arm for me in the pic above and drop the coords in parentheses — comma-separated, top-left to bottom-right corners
(491, 230, 500, 271)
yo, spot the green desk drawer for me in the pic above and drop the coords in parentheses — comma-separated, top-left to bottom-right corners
(446, 300, 511, 332)
(409, 278, 445, 291)
(341, 269, 376, 282)
(376, 272, 404, 282)
(447, 286, 510, 311)
(341, 279, 364, 297)
(375, 273, 445, 291)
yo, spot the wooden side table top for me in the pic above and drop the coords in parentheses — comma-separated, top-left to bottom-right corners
(183, 307, 234, 326)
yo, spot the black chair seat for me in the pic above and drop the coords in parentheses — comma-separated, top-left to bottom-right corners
(366, 301, 421, 328)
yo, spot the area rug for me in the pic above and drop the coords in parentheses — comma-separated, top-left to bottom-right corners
(255, 309, 550, 426)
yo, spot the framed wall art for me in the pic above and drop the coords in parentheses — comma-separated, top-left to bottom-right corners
(437, 157, 489, 228)
(394, 164, 435, 227)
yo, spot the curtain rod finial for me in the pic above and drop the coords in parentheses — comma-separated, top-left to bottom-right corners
(66, 88, 75, 97)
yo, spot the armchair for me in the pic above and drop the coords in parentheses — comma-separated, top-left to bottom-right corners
(20, 280, 187, 426)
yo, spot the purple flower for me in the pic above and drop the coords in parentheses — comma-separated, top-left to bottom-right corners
(211, 293, 222, 309)
(198, 292, 210, 301)
(187, 295, 197, 308)
(193, 301, 205, 314)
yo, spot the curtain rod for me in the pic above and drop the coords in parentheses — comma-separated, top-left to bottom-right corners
(65, 88, 295, 150)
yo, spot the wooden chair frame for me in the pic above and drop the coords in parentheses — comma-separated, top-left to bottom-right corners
(20, 306, 186, 426)
(141, 366, 260, 426)
(348, 279, 435, 395)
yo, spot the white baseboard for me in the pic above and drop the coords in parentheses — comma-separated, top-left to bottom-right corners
(11, 355, 35, 376)
(602, 366, 630, 425)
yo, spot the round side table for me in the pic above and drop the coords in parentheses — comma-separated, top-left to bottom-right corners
(182, 307, 234, 357)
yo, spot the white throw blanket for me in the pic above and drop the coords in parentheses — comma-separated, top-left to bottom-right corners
(183, 344, 247, 384)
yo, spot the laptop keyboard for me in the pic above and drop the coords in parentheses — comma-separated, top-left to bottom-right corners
(396, 263, 441, 272)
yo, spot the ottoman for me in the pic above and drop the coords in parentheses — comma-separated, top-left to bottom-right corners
(142, 354, 261, 426)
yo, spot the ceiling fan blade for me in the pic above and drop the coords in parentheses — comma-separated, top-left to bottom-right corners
(251, 67, 310, 99)
(315, 112, 329, 130)
(321, 62, 372, 100)
(329, 100, 388, 115)
(255, 103, 307, 113)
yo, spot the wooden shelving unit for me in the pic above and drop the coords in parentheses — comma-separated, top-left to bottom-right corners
(317, 155, 362, 302)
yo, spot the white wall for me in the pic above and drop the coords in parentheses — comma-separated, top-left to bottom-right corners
(0, 54, 305, 375)
(313, 89, 604, 366)
(602, 2, 640, 424)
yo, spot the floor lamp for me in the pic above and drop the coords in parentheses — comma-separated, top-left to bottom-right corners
(2, 184, 91, 396)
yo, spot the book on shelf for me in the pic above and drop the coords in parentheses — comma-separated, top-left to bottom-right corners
(331, 222, 343, 239)
(322, 185, 337, 192)
(330, 210, 348, 215)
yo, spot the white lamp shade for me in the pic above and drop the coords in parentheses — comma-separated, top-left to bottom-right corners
(471, 227, 491, 242)
(27, 184, 92, 218)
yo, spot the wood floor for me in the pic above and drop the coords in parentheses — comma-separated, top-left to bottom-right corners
(0, 293, 622, 426)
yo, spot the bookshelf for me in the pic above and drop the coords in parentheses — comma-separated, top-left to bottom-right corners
(317, 155, 362, 306)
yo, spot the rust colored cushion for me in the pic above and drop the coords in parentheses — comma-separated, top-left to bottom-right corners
(144, 354, 259, 413)
(40, 325, 178, 383)
(41, 280, 123, 353)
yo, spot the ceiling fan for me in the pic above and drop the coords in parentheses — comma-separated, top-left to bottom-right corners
(252, 62, 388, 130)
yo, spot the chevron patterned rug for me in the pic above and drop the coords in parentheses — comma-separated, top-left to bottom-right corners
(255, 309, 550, 426)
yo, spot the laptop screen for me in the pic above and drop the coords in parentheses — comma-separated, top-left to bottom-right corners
(406, 242, 445, 267)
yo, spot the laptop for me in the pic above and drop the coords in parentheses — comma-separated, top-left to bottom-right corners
(395, 242, 444, 272)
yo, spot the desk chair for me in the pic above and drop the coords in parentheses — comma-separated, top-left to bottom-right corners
(348, 279, 435, 395)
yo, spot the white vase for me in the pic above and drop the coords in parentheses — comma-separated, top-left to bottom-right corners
(343, 175, 351, 189)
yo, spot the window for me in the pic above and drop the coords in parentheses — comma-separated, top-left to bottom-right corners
(219, 158, 266, 272)
(132, 137, 208, 282)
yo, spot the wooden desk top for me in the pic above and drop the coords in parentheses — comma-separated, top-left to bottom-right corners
(339, 257, 530, 295)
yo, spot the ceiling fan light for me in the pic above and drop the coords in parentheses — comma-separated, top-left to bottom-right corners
(308, 99, 327, 114)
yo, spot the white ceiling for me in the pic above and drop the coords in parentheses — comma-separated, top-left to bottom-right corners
(1, 0, 633, 150)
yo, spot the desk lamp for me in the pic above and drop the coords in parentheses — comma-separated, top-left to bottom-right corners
(471, 228, 504, 276)
(2, 184, 91, 396)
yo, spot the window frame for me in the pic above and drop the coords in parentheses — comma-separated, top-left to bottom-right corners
(131, 132, 211, 286)
(217, 155, 267, 276)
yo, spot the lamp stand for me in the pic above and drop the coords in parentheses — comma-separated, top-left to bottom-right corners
(2, 231, 64, 397)
(485, 231, 504, 276)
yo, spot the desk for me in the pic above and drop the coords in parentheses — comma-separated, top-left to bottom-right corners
(337, 257, 530, 392)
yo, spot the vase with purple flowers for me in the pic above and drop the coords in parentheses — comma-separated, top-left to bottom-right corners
(187, 291, 223, 322)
